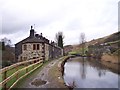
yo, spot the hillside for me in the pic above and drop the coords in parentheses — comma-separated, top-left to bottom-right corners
(86, 31, 119, 46)
(70, 31, 119, 51)
(65, 31, 120, 64)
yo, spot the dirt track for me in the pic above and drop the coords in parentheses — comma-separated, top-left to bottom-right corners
(14, 57, 67, 88)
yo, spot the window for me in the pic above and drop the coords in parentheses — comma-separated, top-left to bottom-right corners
(37, 44, 39, 50)
(24, 44, 27, 50)
(33, 44, 40, 50)
(20, 56, 22, 61)
(33, 44, 36, 50)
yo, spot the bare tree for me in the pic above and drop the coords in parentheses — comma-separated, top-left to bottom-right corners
(79, 33, 86, 55)
(1, 37, 12, 46)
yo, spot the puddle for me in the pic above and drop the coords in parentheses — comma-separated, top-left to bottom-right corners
(31, 78, 47, 87)
(41, 73, 44, 76)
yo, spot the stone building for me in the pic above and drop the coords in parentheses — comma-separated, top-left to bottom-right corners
(63, 45, 73, 55)
(15, 26, 63, 62)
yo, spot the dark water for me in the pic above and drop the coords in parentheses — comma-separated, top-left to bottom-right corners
(63, 57, 119, 88)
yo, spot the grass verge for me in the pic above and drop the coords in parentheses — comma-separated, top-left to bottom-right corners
(13, 60, 52, 88)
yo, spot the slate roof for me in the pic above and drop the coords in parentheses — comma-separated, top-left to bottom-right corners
(22, 37, 45, 44)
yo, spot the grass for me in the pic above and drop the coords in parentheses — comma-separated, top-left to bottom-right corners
(69, 47, 88, 56)
(68, 51, 78, 55)
(6, 65, 25, 78)
(7, 63, 43, 89)
(0, 62, 44, 89)
(106, 40, 120, 45)
(0, 65, 26, 89)
(13, 60, 50, 88)
(1, 59, 62, 89)
(0, 65, 25, 83)
(5, 67, 27, 88)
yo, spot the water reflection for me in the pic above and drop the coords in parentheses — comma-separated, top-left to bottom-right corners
(88, 58, 107, 78)
(80, 57, 86, 79)
(63, 57, 119, 88)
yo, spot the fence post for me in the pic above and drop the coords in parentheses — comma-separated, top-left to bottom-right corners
(3, 68, 7, 90)
(26, 67, 28, 73)
(32, 60, 35, 69)
(16, 66, 19, 80)
(25, 61, 28, 74)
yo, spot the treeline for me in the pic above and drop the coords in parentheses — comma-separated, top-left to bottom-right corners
(0, 38, 15, 68)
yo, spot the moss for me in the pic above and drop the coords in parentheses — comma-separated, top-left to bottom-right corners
(68, 51, 78, 55)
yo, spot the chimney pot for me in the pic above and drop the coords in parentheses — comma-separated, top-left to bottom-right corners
(30, 26, 34, 38)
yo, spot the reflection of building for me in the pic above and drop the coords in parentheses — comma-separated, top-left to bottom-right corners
(15, 26, 63, 62)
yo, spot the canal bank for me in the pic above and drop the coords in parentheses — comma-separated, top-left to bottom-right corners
(100, 60, 120, 74)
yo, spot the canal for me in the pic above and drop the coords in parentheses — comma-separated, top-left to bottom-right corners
(63, 57, 119, 88)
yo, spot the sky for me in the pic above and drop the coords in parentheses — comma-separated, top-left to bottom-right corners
(0, 0, 119, 46)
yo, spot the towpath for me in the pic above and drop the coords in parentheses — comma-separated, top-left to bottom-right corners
(14, 57, 67, 88)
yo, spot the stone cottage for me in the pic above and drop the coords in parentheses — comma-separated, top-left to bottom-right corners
(15, 26, 63, 62)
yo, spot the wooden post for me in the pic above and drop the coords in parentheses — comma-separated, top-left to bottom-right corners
(32, 60, 35, 69)
(16, 66, 19, 80)
(3, 69, 7, 90)
(26, 63, 28, 73)
(26, 67, 28, 73)
(32, 64, 34, 69)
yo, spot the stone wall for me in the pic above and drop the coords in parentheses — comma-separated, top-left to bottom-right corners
(18, 43, 43, 61)
(45, 43, 49, 61)
(18, 42, 63, 62)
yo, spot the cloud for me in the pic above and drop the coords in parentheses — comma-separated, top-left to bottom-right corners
(65, 19, 82, 31)
(1, 0, 119, 45)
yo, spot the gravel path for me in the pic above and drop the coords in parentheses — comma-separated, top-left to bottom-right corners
(14, 58, 65, 88)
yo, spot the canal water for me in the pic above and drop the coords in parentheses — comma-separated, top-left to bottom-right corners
(63, 57, 119, 88)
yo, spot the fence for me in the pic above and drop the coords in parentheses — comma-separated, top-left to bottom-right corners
(0, 58, 43, 90)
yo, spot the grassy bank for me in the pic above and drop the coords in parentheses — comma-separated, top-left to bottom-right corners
(101, 54, 119, 64)
(0, 65, 25, 83)
(13, 59, 53, 88)
(0, 61, 43, 89)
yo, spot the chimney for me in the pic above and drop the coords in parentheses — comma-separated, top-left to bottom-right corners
(35, 34, 39, 38)
(39, 33, 43, 39)
(30, 26, 34, 38)
(40, 33, 42, 36)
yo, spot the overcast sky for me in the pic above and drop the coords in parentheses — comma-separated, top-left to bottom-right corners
(0, 0, 119, 46)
